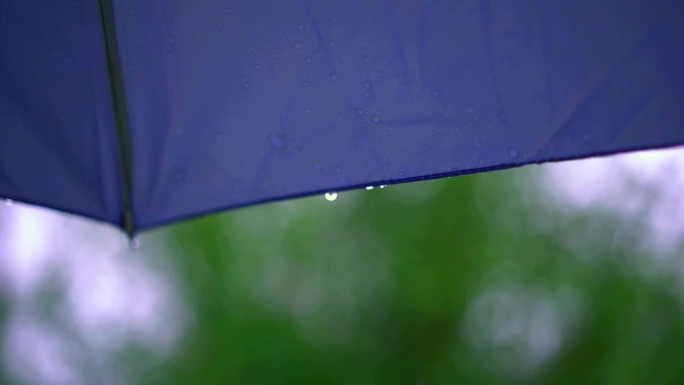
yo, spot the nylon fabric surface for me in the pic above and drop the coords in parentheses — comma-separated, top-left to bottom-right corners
(0, 1, 122, 224)
(1, 0, 683, 232)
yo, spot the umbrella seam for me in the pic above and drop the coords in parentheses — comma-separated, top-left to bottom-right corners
(97, 0, 136, 236)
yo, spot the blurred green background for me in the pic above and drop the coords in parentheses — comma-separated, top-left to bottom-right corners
(0, 149, 683, 385)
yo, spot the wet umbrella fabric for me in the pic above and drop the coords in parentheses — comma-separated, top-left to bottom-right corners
(0, 0, 683, 234)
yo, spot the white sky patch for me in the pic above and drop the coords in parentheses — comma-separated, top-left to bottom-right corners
(65, 249, 182, 353)
(2, 315, 85, 385)
(0, 204, 58, 299)
(0, 204, 186, 385)
(461, 281, 583, 378)
(538, 147, 684, 254)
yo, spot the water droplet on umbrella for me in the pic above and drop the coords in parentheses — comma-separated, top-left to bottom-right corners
(129, 237, 140, 251)
(358, 108, 366, 116)
(293, 41, 301, 49)
(498, 111, 509, 126)
(297, 23, 304, 30)
(324, 192, 338, 201)
(305, 56, 312, 64)
(269, 132, 283, 148)
(335, 167, 342, 173)
(330, 72, 338, 80)
(167, 35, 175, 44)
(372, 114, 382, 123)
(509, 147, 519, 158)
(363, 80, 372, 88)
(314, 162, 321, 170)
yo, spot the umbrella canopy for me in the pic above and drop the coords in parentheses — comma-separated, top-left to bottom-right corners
(1, 0, 683, 235)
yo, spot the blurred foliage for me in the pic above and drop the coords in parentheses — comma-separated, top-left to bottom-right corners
(2, 168, 684, 384)
(135, 169, 684, 385)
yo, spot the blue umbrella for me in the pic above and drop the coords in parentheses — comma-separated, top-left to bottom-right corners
(1, 0, 683, 236)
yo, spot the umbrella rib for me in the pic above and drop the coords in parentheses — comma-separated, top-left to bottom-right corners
(97, 0, 136, 236)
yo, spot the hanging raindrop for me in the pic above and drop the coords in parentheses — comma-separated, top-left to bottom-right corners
(129, 236, 141, 251)
(269, 132, 283, 148)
